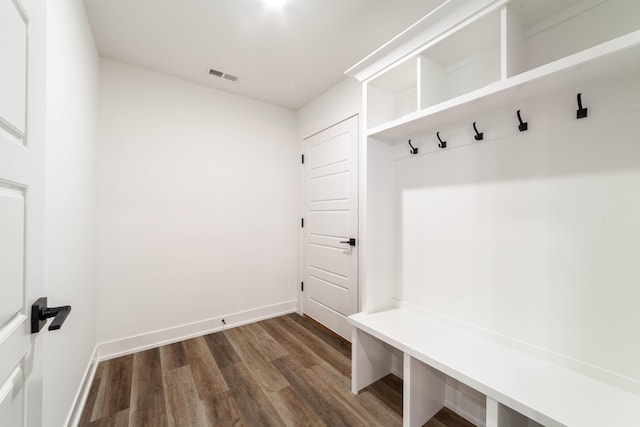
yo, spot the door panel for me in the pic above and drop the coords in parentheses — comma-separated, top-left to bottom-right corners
(0, 186, 25, 327)
(309, 244, 350, 278)
(0, 367, 25, 426)
(308, 211, 349, 237)
(0, 0, 27, 134)
(308, 276, 349, 316)
(308, 265, 348, 288)
(308, 132, 349, 170)
(309, 172, 349, 202)
(303, 116, 358, 340)
(0, 316, 28, 394)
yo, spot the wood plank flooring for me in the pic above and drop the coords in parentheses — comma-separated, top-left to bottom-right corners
(80, 314, 475, 426)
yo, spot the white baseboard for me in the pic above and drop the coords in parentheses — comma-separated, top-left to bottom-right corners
(65, 345, 99, 427)
(96, 300, 297, 361)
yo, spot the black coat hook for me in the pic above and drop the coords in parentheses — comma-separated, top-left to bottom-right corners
(437, 132, 446, 149)
(517, 110, 528, 132)
(577, 93, 588, 119)
(408, 139, 418, 154)
(473, 122, 483, 141)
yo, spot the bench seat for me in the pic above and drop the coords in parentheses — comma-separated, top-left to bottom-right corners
(349, 308, 640, 427)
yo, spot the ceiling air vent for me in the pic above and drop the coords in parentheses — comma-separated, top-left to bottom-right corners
(208, 68, 238, 82)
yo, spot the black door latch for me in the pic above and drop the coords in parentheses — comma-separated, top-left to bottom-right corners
(31, 297, 71, 333)
(340, 238, 357, 247)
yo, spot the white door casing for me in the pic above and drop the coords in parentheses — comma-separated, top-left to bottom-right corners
(0, 0, 45, 425)
(303, 116, 359, 340)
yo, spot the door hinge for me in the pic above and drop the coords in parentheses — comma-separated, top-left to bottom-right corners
(301, 282, 304, 292)
(301, 218, 304, 228)
(301, 154, 304, 164)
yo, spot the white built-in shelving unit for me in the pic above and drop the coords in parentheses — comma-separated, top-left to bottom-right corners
(346, 0, 640, 426)
(356, 0, 640, 142)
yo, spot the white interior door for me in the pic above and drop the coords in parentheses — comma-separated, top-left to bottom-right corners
(303, 116, 358, 340)
(0, 0, 45, 425)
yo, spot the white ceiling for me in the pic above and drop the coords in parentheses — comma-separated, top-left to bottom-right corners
(83, 0, 446, 110)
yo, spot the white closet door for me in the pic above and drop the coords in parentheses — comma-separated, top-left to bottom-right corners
(303, 116, 359, 340)
(0, 0, 45, 425)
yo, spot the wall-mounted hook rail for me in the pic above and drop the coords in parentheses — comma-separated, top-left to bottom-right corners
(576, 93, 588, 119)
(517, 110, 528, 132)
(437, 132, 446, 149)
(473, 122, 483, 141)
(408, 139, 418, 154)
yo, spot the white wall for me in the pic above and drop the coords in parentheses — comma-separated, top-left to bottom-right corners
(44, 0, 99, 426)
(96, 59, 298, 348)
(298, 77, 361, 139)
(385, 74, 640, 386)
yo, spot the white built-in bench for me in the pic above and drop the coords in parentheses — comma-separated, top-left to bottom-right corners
(349, 308, 640, 427)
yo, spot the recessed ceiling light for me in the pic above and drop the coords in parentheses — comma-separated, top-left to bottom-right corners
(263, 0, 285, 7)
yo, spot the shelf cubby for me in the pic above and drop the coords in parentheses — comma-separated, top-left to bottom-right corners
(366, 58, 418, 129)
(505, 0, 640, 77)
(420, 9, 502, 110)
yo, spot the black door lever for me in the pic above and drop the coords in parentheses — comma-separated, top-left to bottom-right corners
(340, 238, 356, 247)
(31, 297, 72, 333)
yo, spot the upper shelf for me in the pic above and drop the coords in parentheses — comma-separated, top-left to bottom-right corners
(346, 0, 501, 83)
(368, 30, 640, 141)
(352, 0, 640, 142)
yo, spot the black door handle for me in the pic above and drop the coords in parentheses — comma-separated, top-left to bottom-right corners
(340, 238, 356, 247)
(31, 297, 72, 333)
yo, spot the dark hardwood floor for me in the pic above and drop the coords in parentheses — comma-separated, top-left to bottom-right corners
(80, 314, 474, 426)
